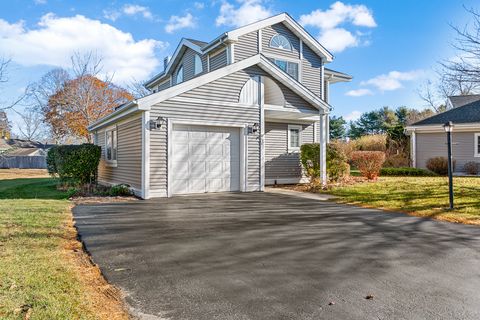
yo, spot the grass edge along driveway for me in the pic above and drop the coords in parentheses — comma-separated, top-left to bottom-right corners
(0, 171, 129, 320)
(322, 176, 480, 225)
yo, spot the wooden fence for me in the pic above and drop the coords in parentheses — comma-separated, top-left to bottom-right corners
(0, 156, 47, 169)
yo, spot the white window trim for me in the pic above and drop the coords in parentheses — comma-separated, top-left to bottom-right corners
(104, 127, 118, 167)
(176, 65, 184, 84)
(267, 56, 299, 81)
(269, 34, 293, 52)
(475, 133, 480, 157)
(288, 124, 302, 153)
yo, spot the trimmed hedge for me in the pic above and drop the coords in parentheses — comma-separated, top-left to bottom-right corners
(351, 151, 385, 180)
(300, 143, 350, 183)
(380, 167, 437, 177)
(47, 144, 101, 184)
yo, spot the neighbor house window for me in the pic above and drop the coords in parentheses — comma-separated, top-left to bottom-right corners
(270, 34, 292, 51)
(475, 133, 480, 157)
(268, 58, 298, 80)
(194, 54, 203, 75)
(176, 65, 184, 83)
(105, 128, 117, 163)
(288, 125, 302, 152)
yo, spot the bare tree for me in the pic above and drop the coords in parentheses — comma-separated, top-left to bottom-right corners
(127, 78, 150, 99)
(0, 57, 27, 112)
(15, 107, 45, 141)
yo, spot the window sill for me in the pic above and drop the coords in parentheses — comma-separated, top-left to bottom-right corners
(105, 160, 117, 168)
(288, 148, 300, 154)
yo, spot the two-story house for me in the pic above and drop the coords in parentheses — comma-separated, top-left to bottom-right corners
(88, 13, 351, 199)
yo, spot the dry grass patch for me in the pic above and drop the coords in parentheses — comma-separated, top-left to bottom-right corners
(0, 169, 49, 180)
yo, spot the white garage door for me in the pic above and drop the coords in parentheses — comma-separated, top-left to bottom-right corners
(171, 124, 241, 195)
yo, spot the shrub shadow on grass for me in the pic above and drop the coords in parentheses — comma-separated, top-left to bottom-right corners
(0, 178, 68, 200)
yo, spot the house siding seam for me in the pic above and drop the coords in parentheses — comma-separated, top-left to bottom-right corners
(209, 49, 228, 71)
(265, 121, 314, 181)
(149, 68, 262, 194)
(96, 115, 142, 190)
(235, 31, 259, 62)
(416, 132, 479, 172)
(301, 45, 321, 96)
(261, 23, 300, 60)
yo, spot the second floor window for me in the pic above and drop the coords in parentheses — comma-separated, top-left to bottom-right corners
(176, 65, 184, 83)
(269, 58, 298, 80)
(270, 34, 292, 51)
(194, 54, 203, 75)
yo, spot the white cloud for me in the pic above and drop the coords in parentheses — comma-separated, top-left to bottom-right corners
(361, 70, 425, 91)
(345, 88, 373, 97)
(165, 13, 196, 33)
(194, 2, 205, 9)
(103, 4, 153, 21)
(344, 110, 362, 121)
(34, 0, 47, 4)
(0, 14, 168, 83)
(123, 4, 153, 19)
(299, 1, 376, 53)
(216, 0, 273, 27)
(319, 28, 357, 53)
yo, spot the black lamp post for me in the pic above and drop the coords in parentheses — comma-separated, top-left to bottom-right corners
(443, 121, 454, 210)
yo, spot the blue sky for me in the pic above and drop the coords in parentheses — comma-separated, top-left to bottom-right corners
(0, 0, 478, 132)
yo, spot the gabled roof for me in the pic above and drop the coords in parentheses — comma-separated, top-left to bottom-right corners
(412, 97, 480, 126)
(144, 13, 335, 88)
(447, 94, 480, 109)
(324, 68, 352, 83)
(89, 54, 329, 131)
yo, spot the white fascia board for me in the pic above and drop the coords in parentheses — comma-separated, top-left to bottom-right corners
(137, 55, 262, 108)
(257, 55, 330, 112)
(226, 13, 334, 63)
(88, 102, 147, 131)
(144, 39, 203, 88)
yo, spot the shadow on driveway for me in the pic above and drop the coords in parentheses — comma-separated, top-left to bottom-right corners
(73, 192, 480, 320)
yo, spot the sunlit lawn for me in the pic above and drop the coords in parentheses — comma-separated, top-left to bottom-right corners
(323, 176, 480, 225)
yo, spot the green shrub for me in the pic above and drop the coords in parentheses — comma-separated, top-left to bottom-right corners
(47, 144, 101, 184)
(300, 142, 350, 183)
(426, 157, 455, 175)
(380, 167, 437, 176)
(463, 161, 479, 175)
(109, 184, 133, 196)
(351, 151, 385, 180)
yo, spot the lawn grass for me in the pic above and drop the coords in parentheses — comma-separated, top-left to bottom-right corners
(0, 170, 128, 319)
(323, 176, 480, 225)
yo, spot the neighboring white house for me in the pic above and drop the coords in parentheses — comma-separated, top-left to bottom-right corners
(88, 13, 352, 199)
(406, 95, 480, 172)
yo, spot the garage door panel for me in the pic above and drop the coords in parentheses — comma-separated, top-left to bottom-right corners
(171, 124, 241, 195)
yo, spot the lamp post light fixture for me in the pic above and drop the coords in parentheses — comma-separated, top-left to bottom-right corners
(443, 121, 454, 210)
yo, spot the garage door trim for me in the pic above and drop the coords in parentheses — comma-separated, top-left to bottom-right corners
(167, 119, 247, 197)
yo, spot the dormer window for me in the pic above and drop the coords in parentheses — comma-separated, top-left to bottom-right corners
(269, 34, 292, 51)
(194, 54, 203, 75)
(176, 65, 184, 83)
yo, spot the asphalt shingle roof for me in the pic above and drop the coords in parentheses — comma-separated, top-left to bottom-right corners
(413, 95, 480, 126)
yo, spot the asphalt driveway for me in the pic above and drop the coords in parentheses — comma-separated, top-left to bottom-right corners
(73, 192, 480, 320)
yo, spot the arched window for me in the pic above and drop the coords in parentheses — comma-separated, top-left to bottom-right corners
(269, 34, 292, 51)
(194, 54, 203, 75)
(176, 65, 183, 83)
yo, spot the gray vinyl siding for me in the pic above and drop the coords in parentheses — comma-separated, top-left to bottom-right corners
(209, 48, 228, 71)
(262, 23, 300, 60)
(265, 122, 314, 182)
(416, 131, 480, 172)
(96, 115, 142, 190)
(235, 31, 258, 62)
(157, 80, 171, 92)
(149, 68, 262, 194)
(301, 45, 321, 96)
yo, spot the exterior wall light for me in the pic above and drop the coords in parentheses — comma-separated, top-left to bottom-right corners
(149, 116, 167, 130)
(248, 123, 259, 135)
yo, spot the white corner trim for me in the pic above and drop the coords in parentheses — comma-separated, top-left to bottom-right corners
(230, 43, 235, 63)
(259, 76, 265, 192)
(475, 133, 480, 157)
(411, 130, 417, 167)
(258, 29, 262, 53)
(207, 54, 210, 72)
(141, 111, 150, 199)
(167, 118, 172, 198)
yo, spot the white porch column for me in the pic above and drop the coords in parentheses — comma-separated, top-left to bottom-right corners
(411, 130, 416, 168)
(319, 112, 327, 186)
